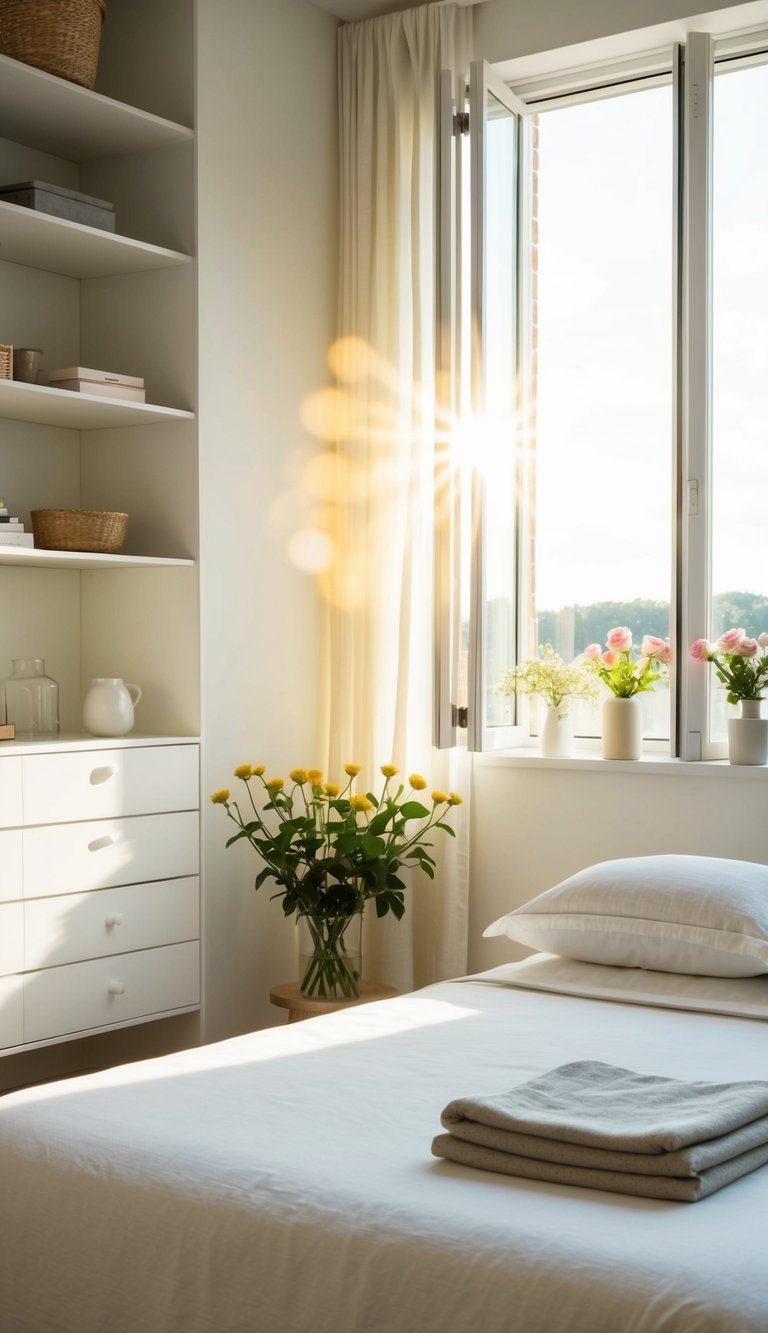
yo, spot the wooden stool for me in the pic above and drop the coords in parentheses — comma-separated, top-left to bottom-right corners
(269, 981, 398, 1023)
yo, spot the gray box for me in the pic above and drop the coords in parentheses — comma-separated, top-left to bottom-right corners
(0, 180, 115, 232)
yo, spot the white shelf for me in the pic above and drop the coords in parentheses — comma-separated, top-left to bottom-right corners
(0, 201, 192, 279)
(0, 547, 193, 571)
(0, 52, 194, 161)
(0, 379, 193, 430)
(0, 734, 199, 756)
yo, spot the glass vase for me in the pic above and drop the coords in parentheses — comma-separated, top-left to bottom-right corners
(298, 913, 362, 1001)
(2, 658, 59, 737)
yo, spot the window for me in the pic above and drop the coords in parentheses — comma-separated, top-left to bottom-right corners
(438, 33, 768, 758)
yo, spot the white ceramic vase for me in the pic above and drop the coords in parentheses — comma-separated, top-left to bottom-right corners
(83, 677, 142, 737)
(540, 705, 573, 759)
(601, 695, 642, 760)
(727, 699, 768, 766)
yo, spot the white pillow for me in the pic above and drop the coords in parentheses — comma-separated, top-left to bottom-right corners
(483, 855, 768, 978)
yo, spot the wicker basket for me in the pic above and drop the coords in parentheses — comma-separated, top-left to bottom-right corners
(0, 345, 11, 380)
(0, 0, 107, 90)
(31, 509, 127, 554)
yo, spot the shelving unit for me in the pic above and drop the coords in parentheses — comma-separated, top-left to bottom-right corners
(0, 379, 194, 429)
(0, 199, 192, 279)
(0, 6, 201, 1070)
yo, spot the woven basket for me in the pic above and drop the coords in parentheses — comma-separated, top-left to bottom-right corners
(31, 509, 127, 554)
(0, 345, 11, 380)
(0, 0, 107, 90)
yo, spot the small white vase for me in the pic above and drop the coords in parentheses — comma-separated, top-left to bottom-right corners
(602, 695, 642, 760)
(727, 699, 768, 766)
(540, 705, 573, 759)
(82, 678, 142, 737)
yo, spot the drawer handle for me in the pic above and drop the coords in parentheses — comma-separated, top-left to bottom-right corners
(88, 835, 114, 853)
(105, 913, 124, 929)
(90, 765, 116, 787)
(107, 980, 125, 996)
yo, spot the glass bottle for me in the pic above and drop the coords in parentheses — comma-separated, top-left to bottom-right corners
(2, 658, 59, 738)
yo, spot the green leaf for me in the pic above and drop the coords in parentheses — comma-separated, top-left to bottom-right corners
(399, 801, 430, 820)
(435, 822, 456, 837)
(361, 833, 387, 859)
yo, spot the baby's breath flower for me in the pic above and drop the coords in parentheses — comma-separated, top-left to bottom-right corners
(324, 782, 341, 797)
(431, 790, 449, 804)
(380, 763, 399, 778)
(265, 777, 285, 792)
(233, 763, 253, 780)
(409, 773, 427, 790)
(252, 764, 266, 776)
(349, 793, 373, 812)
(307, 768, 323, 784)
(498, 644, 599, 717)
(448, 792, 463, 806)
(344, 762, 361, 776)
(289, 768, 308, 784)
(210, 788, 230, 804)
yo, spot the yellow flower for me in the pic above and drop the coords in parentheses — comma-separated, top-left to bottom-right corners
(289, 768, 308, 784)
(431, 790, 449, 804)
(252, 764, 266, 776)
(380, 763, 399, 778)
(265, 777, 285, 792)
(449, 792, 463, 806)
(344, 763, 361, 776)
(409, 773, 427, 790)
(307, 768, 324, 784)
(349, 793, 373, 813)
(233, 763, 253, 780)
(324, 782, 341, 797)
(210, 788, 230, 804)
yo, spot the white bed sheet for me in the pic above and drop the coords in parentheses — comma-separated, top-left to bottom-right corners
(1, 967, 767, 1333)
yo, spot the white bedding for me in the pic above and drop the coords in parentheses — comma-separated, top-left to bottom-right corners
(1, 964, 767, 1333)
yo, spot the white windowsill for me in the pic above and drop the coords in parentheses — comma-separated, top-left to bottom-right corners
(476, 747, 766, 777)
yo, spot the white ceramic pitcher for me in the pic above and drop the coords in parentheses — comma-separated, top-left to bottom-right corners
(83, 678, 142, 737)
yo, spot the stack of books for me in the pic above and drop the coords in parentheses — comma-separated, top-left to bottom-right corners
(0, 502, 34, 548)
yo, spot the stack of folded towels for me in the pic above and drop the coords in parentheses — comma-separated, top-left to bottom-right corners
(431, 1061, 768, 1202)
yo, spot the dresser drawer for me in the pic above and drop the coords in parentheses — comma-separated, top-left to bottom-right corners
(22, 744, 199, 826)
(0, 830, 22, 902)
(23, 940, 200, 1044)
(0, 903, 23, 977)
(0, 974, 23, 1050)
(0, 757, 22, 829)
(23, 811, 199, 898)
(24, 876, 200, 969)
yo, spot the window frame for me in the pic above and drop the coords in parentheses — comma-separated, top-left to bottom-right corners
(437, 20, 768, 759)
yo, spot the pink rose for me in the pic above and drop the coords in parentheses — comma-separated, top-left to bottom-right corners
(641, 635, 668, 659)
(583, 643, 602, 661)
(689, 638, 711, 662)
(602, 651, 620, 668)
(606, 626, 632, 652)
(656, 643, 672, 664)
(736, 637, 758, 657)
(717, 628, 746, 653)
(759, 633, 768, 647)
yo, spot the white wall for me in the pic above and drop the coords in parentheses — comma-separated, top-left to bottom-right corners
(196, 0, 338, 1041)
(474, 0, 759, 62)
(467, 0, 768, 978)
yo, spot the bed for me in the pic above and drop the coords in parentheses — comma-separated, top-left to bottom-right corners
(1, 854, 768, 1332)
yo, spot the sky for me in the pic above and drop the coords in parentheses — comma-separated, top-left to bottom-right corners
(528, 63, 768, 614)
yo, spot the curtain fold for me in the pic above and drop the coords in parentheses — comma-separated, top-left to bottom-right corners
(321, 4, 474, 993)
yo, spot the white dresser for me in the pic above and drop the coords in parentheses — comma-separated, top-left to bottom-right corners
(0, 738, 200, 1054)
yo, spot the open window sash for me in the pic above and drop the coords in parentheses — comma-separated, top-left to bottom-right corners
(466, 61, 531, 752)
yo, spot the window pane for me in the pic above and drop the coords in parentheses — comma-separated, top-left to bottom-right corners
(524, 87, 673, 739)
(711, 61, 768, 742)
(483, 91, 519, 731)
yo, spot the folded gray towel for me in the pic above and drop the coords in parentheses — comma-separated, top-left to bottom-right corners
(432, 1061, 768, 1202)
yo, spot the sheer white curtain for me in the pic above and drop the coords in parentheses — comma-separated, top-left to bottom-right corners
(320, 4, 474, 994)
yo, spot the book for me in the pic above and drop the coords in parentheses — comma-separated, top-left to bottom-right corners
(0, 722, 16, 741)
(0, 532, 34, 547)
